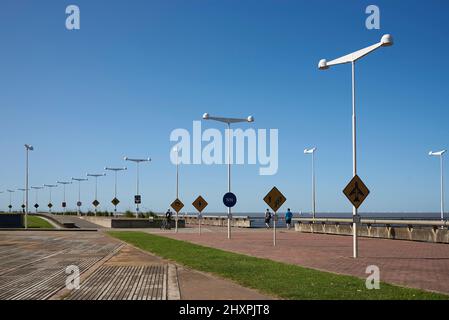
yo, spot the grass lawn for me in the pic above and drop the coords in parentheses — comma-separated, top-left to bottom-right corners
(27, 215, 54, 229)
(108, 231, 448, 300)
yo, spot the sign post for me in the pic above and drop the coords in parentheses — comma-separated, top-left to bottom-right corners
(223, 192, 237, 239)
(343, 174, 370, 258)
(192, 196, 208, 235)
(171, 198, 184, 232)
(264, 187, 287, 247)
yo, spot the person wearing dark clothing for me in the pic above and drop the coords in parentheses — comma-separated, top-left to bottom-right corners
(285, 208, 293, 230)
(264, 209, 272, 229)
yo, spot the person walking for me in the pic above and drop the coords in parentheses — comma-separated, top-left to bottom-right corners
(264, 209, 272, 229)
(285, 208, 293, 230)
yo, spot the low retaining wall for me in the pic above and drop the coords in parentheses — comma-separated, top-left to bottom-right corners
(183, 215, 251, 228)
(294, 218, 449, 244)
(0, 214, 24, 228)
(82, 216, 186, 229)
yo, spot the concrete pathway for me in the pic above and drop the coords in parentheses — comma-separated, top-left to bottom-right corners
(147, 225, 449, 295)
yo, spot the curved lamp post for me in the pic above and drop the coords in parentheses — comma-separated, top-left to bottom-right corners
(104, 167, 127, 215)
(72, 177, 88, 215)
(429, 150, 446, 223)
(57, 181, 72, 214)
(304, 147, 317, 220)
(318, 34, 394, 258)
(124, 157, 151, 218)
(202, 113, 255, 239)
(43, 184, 58, 214)
(86, 173, 106, 215)
(31, 186, 44, 213)
(24, 144, 33, 228)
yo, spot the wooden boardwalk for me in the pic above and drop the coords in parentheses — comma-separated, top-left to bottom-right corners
(67, 265, 169, 300)
(0, 231, 179, 300)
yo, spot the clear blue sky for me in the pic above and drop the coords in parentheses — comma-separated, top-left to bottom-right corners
(1, 0, 448, 215)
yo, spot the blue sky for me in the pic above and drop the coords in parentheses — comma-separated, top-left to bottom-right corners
(0, 0, 448, 215)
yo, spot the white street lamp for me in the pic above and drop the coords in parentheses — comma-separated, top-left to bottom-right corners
(72, 177, 88, 215)
(31, 186, 44, 214)
(57, 181, 72, 214)
(429, 150, 446, 223)
(24, 144, 33, 228)
(104, 167, 127, 216)
(304, 147, 317, 220)
(6, 190, 15, 213)
(86, 173, 106, 215)
(124, 157, 151, 218)
(319, 34, 393, 259)
(43, 184, 58, 214)
(202, 113, 255, 239)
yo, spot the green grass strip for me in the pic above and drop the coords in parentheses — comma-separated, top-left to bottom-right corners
(108, 231, 448, 300)
(27, 215, 54, 229)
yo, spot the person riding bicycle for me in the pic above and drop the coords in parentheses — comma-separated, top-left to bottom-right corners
(165, 208, 173, 229)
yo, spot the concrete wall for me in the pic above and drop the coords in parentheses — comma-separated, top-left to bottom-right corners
(183, 215, 251, 228)
(0, 214, 24, 228)
(294, 220, 449, 244)
(82, 216, 185, 229)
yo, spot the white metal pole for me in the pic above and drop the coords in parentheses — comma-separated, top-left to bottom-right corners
(441, 155, 445, 222)
(175, 149, 179, 233)
(312, 151, 316, 220)
(35, 188, 38, 213)
(9, 192, 12, 213)
(49, 188, 52, 214)
(352, 61, 358, 259)
(136, 162, 140, 218)
(94, 176, 98, 215)
(227, 122, 232, 240)
(78, 181, 81, 216)
(25, 149, 29, 229)
(114, 171, 118, 215)
(273, 212, 277, 246)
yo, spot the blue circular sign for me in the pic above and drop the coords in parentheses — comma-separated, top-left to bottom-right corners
(223, 192, 237, 208)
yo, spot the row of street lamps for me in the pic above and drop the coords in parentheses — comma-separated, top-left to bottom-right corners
(3, 145, 152, 226)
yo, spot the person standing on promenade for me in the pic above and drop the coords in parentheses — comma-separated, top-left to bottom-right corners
(285, 208, 293, 230)
(264, 209, 272, 229)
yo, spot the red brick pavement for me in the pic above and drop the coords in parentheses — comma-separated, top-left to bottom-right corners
(147, 227, 449, 295)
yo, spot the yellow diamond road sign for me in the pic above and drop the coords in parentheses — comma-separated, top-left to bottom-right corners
(263, 187, 286, 213)
(192, 196, 208, 213)
(171, 198, 184, 213)
(343, 175, 370, 209)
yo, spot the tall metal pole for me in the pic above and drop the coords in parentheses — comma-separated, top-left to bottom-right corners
(312, 151, 316, 220)
(25, 148, 29, 228)
(31, 187, 43, 214)
(78, 181, 81, 215)
(114, 171, 118, 214)
(44, 185, 58, 214)
(136, 162, 140, 217)
(175, 148, 179, 233)
(57, 182, 73, 214)
(227, 122, 232, 240)
(72, 178, 87, 216)
(7, 190, 14, 213)
(441, 155, 445, 222)
(105, 167, 126, 216)
(352, 61, 358, 259)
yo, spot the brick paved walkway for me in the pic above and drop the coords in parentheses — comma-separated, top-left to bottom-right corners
(148, 226, 449, 295)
